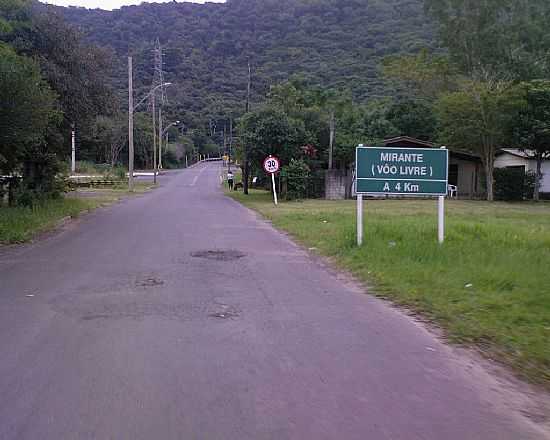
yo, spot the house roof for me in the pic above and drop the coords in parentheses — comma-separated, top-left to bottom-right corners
(382, 136, 481, 162)
(496, 149, 534, 159)
(383, 136, 435, 148)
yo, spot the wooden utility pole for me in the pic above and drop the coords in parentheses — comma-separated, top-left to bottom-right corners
(243, 60, 252, 194)
(128, 56, 134, 192)
(246, 61, 251, 113)
(158, 107, 163, 170)
(152, 93, 157, 184)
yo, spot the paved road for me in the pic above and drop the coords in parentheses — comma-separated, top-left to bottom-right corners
(0, 162, 546, 439)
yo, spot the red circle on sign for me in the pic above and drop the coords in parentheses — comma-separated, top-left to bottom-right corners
(263, 155, 280, 174)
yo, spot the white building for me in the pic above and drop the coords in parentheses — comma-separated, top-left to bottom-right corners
(494, 149, 550, 194)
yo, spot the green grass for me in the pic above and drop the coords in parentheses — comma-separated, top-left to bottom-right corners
(0, 197, 112, 244)
(0, 181, 157, 245)
(229, 190, 550, 386)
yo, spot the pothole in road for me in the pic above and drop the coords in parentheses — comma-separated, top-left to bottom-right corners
(137, 276, 164, 288)
(208, 304, 240, 320)
(191, 250, 246, 261)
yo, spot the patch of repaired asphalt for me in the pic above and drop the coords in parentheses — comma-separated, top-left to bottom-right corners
(190, 249, 246, 261)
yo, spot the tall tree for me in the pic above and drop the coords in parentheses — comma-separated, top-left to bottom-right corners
(515, 80, 550, 201)
(424, 0, 550, 80)
(0, 43, 59, 177)
(387, 100, 436, 141)
(383, 49, 457, 100)
(436, 80, 524, 201)
(238, 107, 306, 172)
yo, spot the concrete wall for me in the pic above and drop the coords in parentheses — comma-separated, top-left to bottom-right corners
(494, 153, 550, 193)
(325, 170, 347, 200)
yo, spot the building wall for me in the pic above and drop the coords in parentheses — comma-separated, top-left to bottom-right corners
(449, 157, 484, 197)
(494, 153, 550, 193)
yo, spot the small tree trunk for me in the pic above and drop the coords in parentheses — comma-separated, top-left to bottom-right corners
(8, 178, 17, 207)
(243, 158, 250, 195)
(483, 153, 495, 202)
(534, 154, 542, 201)
(328, 111, 335, 170)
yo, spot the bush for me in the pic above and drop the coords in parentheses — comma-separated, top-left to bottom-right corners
(283, 159, 311, 200)
(494, 168, 536, 201)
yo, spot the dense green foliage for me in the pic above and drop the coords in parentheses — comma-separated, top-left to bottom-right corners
(494, 168, 536, 201)
(1, 0, 116, 205)
(514, 80, 550, 200)
(283, 158, 311, 200)
(0, 43, 59, 176)
(57, 0, 434, 127)
(425, 0, 550, 80)
(436, 81, 525, 201)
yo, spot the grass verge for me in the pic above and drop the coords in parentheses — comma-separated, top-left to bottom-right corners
(1, 181, 158, 245)
(0, 197, 113, 244)
(228, 190, 550, 386)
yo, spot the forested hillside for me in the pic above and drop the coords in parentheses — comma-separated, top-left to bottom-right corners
(58, 0, 434, 126)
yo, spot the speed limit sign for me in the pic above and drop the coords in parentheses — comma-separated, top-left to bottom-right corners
(263, 155, 280, 206)
(263, 155, 280, 174)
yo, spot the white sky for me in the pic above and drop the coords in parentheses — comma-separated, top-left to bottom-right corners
(41, 0, 225, 11)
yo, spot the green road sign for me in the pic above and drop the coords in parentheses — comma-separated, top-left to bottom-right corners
(356, 146, 449, 196)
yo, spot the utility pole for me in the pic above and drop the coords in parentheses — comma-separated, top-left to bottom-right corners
(153, 38, 167, 171)
(158, 106, 163, 170)
(243, 60, 252, 194)
(246, 61, 251, 113)
(128, 55, 134, 192)
(229, 117, 233, 157)
(152, 93, 157, 184)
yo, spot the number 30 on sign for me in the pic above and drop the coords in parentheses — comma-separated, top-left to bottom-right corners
(263, 156, 280, 174)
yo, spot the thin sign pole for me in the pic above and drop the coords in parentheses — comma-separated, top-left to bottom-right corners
(438, 146, 447, 244)
(438, 196, 445, 244)
(357, 194, 363, 246)
(271, 173, 278, 206)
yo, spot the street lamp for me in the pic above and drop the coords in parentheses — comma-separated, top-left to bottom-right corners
(128, 54, 172, 191)
(159, 120, 181, 170)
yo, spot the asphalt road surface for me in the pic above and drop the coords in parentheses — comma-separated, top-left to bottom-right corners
(0, 162, 546, 439)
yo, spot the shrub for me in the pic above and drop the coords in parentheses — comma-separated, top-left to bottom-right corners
(284, 159, 311, 200)
(494, 168, 536, 201)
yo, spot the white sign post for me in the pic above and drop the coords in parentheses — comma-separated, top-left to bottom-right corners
(357, 194, 363, 246)
(263, 155, 280, 206)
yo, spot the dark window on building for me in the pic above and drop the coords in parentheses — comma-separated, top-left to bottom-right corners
(506, 165, 526, 171)
(449, 164, 459, 186)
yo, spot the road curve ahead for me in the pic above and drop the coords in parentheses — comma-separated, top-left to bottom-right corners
(0, 162, 546, 440)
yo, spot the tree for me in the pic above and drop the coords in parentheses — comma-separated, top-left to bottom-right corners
(1, 0, 116, 203)
(424, 0, 550, 81)
(515, 80, 550, 201)
(383, 49, 457, 100)
(238, 107, 305, 174)
(88, 115, 127, 166)
(436, 80, 524, 201)
(387, 99, 437, 141)
(0, 43, 59, 180)
(54, 0, 435, 137)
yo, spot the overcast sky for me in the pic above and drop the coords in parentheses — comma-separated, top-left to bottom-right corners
(41, 0, 224, 11)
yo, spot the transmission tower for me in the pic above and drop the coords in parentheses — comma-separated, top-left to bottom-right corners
(153, 38, 168, 105)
